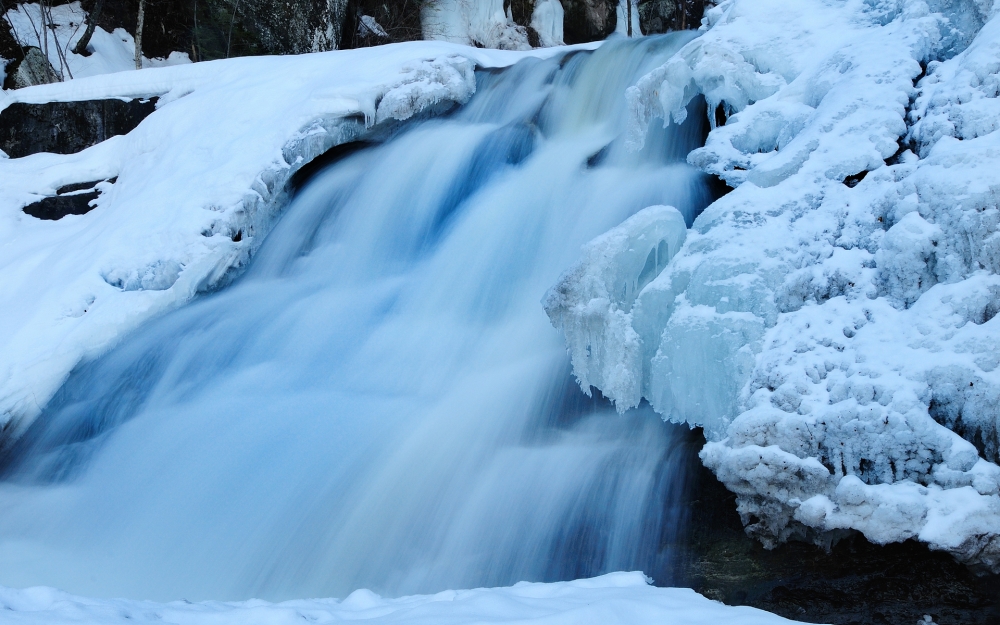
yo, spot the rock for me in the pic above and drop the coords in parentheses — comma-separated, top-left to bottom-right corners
(672, 425, 1000, 625)
(3, 46, 60, 90)
(341, 0, 423, 48)
(0, 98, 157, 158)
(561, 0, 617, 43)
(638, 0, 675, 35)
(22, 179, 116, 221)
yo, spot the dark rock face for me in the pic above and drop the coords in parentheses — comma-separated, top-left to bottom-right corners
(71, 0, 347, 61)
(0, 98, 156, 158)
(638, 0, 674, 34)
(562, 0, 617, 44)
(671, 426, 1000, 625)
(22, 179, 116, 220)
(341, 0, 423, 48)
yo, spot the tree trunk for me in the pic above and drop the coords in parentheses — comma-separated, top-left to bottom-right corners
(71, 0, 104, 56)
(134, 0, 145, 69)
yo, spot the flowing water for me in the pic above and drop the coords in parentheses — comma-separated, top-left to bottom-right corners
(0, 34, 714, 601)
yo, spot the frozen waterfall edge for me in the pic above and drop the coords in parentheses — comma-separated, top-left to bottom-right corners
(546, 0, 1000, 571)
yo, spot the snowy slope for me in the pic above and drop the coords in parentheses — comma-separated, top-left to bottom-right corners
(547, 0, 1000, 568)
(0, 573, 805, 625)
(0, 42, 583, 439)
(4, 2, 190, 81)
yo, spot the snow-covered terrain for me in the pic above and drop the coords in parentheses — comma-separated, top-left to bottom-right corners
(547, 0, 1000, 568)
(0, 573, 803, 625)
(0, 41, 588, 439)
(3, 2, 189, 82)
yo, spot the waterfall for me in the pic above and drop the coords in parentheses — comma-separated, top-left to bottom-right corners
(0, 33, 714, 602)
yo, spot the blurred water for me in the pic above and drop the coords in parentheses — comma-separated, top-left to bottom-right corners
(0, 34, 713, 601)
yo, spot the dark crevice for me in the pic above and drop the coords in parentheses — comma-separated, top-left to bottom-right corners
(843, 171, 868, 188)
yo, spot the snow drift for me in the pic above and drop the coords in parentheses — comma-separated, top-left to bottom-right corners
(0, 572, 803, 625)
(547, 0, 1000, 569)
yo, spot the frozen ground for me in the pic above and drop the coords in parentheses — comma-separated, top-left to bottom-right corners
(0, 573, 804, 625)
(0, 41, 592, 440)
(548, 0, 1000, 569)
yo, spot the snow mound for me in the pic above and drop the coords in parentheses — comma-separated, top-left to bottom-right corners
(0, 572, 804, 625)
(0, 42, 571, 439)
(548, 0, 1000, 569)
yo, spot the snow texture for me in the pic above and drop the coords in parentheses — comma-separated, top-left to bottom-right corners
(549, 0, 1000, 569)
(0, 42, 576, 439)
(4, 2, 190, 82)
(0, 573, 803, 625)
(421, 0, 532, 50)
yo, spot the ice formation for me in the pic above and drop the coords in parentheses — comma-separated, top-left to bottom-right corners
(548, 0, 1000, 568)
(531, 0, 566, 47)
(421, 0, 532, 50)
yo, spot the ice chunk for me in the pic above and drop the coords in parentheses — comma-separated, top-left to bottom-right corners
(531, 0, 565, 47)
(544, 205, 686, 411)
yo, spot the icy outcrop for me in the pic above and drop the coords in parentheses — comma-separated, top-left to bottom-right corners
(421, 0, 532, 50)
(532, 0, 567, 47)
(0, 43, 562, 439)
(549, 0, 1000, 569)
(544, 205, 687, 409)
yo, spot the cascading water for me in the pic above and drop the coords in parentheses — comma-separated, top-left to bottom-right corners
(0, 34, 714, 601)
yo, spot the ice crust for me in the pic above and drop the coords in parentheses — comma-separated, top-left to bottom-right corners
(549, 0, 1000, 568)
(0, 42, 577, 438)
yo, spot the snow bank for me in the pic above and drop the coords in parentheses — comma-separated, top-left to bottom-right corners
(421, 0, 532, 50)
(547, 0, 1000, 568)
(0, 42, 575, 438)
(0, 572, 803, 625)
(4, 2, 190, 82)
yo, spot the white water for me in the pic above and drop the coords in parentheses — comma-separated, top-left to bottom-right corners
(0, 35, 713, 602)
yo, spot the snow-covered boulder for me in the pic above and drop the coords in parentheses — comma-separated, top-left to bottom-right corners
(548, 0, 1000, 569)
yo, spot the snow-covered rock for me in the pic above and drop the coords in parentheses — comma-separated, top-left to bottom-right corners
(548, 0, 1000, 569)
(0, 572, 803, 625)
(0, 42, 578, 440)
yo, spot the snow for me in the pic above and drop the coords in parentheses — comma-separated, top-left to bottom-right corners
(421, 0, 532, 50)
(546, 0, 1000, 569)
(3, 2, 190, 82)
(0, 573, 804, 625)
(0, 41, 582, 438)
